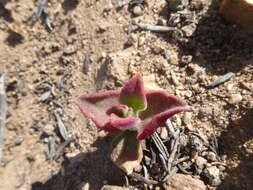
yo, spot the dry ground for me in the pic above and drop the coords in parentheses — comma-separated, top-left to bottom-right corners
(0, 0, 253, 190)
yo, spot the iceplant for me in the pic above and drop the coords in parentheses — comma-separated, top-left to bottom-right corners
(76, 75, 188, 174)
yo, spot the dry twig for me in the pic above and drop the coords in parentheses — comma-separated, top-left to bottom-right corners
(128, 172, 158, 185)
(134, 22, 183, 36)
(209, 72, 234, 88)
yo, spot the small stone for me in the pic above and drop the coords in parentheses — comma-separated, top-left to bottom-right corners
(190, 135, 204, 152)
(132, 5, 143, 16)
(144, 155, 151, 165)
(101, 52, 107, 58)
(98, 21, 111, 32)
(105, 1, 113, 11)
(63, 45, 76, 55)
(43, 124, 55, 136)
(98, 130, 107, 137)
(205, 151, 217, 162)
(118, 0, 126, 8)
(218, 165, 226, 172)
(210, 178, 222, 186)
(195, 156, 207, 170)
(133, 164, 142, 173)
(229, 93, 243, 104)
(204, 166, 221, 186)
(168, 50, 179, 65)
(226, 83, 234, 91)
(163, 174, 206, 190)
(138, 36, 145, 46)
(106, 50, 132, 83)
(82, 182, 90, 190)
(152, 45, 163, 54)
(181, 23, 197, 37)
(14, 137, 24, 146)
(183, 112, 192, 125)
(100, 185, 128, 190)
(171, 72, 180, 86)
(158, 18, 167, 26)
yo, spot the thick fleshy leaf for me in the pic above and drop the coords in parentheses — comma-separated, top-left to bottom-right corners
(137, 90, 189, 140)
(119, 75, 147, 113)
(76, 90, 122, 133)
(110, 113, 140, 130)
(110, 131, 143, 174)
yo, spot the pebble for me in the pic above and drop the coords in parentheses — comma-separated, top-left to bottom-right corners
(204, 166, 221, 186)
(158, 18, 167, 26)
(195, 156, 207, 170)
(229, 93, 243, 104)
(132, 5, 143, 16)
(118, 0, 126, 8)
(152, 45, 163, 54)
(43, 124, 55, 136)
(183, 112, 193, 130)
(181, 23, 197, 37)
(226, 83, 234, 92)
(14, 137, 24, 146)
(82, 182, 90, 190)
(144, 155, 151, 165)
(133, 164, 142, 173)
(205, 151, 217, 162)
(138, 36, 145, 46)
(163, 173, 206, 190)
(63, 45, 76, 55)
(190, 135, 204, 152)
(171, 72, 180, 86)
(218, 165, 226, 172)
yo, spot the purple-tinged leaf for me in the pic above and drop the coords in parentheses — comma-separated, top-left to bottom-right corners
(110, 131, 143, 174)
(110, 114, 140, 130)
(76, 90, 122, 133)
(137, 90, 189, 140)
(119, 75, 147, 113)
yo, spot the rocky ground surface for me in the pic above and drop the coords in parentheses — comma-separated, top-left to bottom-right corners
(0, 0, 253, 190)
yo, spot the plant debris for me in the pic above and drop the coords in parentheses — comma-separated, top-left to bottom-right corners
(133, 22, 183, 36)
(126, 119, 226, 188)
(209, 72, 235, 88)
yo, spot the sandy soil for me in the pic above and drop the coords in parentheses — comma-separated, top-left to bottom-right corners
(0, 0, 253, 190)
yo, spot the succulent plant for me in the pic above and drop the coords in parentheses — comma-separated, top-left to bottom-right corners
(76, 75, 188, 174)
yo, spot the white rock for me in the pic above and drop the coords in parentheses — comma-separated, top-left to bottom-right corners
(82, 182, 90, 190)
(195, 156, 207, 169)
(43, 124, 55, 136)
(132, 6, 143, 16)
(205, 151, 217, 162)
(229, 93, 243, 104)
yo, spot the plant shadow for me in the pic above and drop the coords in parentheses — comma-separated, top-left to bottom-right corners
(159, 0, 253, 75)
(31, 134, 125, 190)
(217, 108, 253, 190)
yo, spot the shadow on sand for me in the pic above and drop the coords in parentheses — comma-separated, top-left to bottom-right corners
(159, 0, 253, 75)
(31, 135, 125, 190)
(214, 107, 253, 190)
